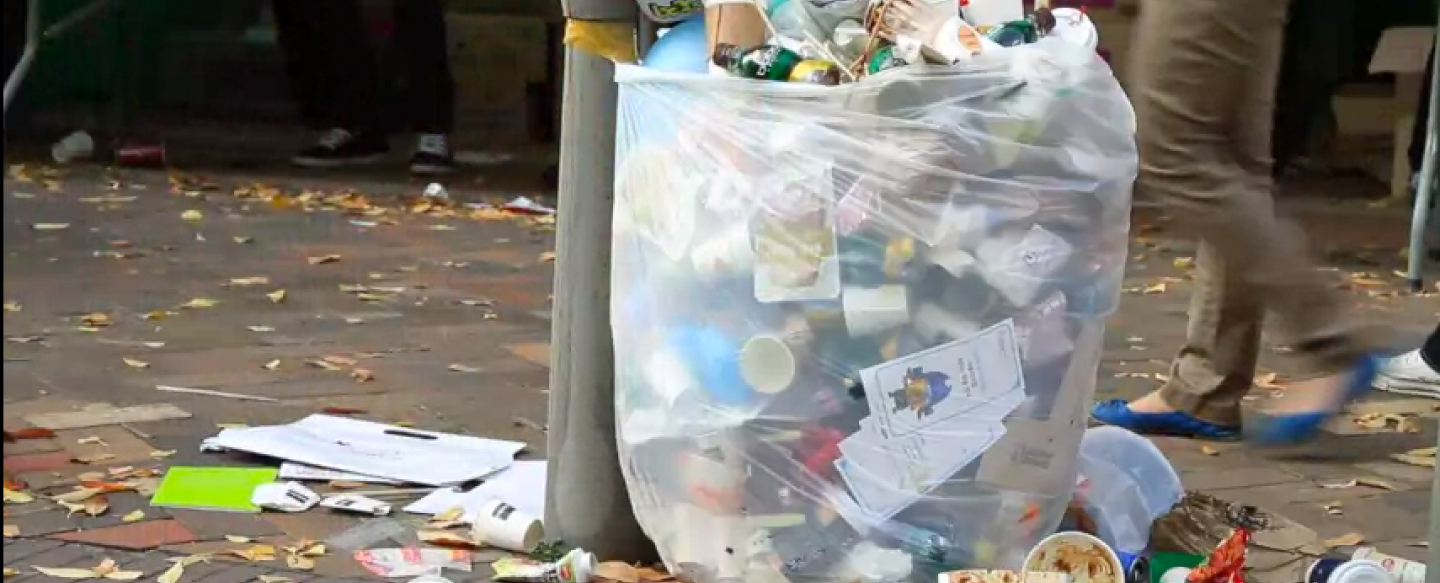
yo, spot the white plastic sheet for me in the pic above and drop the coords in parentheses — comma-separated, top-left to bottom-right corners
(612, 39, 1137, 582)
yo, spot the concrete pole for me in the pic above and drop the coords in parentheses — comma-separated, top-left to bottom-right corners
(545, 0, 658, 563)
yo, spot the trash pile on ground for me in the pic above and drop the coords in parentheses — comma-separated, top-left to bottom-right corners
(605, 1, 1427, 583)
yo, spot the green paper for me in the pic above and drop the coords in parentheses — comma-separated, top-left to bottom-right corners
(149, 466, 279, 513)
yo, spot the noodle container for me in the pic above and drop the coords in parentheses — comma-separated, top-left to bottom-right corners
(1023, 531, 1125, 583)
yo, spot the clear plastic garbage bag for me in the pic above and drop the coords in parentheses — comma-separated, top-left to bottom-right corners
(611, 39, 1138, 583)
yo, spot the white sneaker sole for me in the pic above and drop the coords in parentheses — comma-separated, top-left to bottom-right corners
(1372, 373, 1440, 400)
(291, 153, 387, 168)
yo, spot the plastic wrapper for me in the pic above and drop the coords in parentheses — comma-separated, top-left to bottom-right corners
(612, 38, 1137, 583)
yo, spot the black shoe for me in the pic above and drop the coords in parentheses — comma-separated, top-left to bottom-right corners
(409, 134, 455, 175)
(292, 129, 389, 168)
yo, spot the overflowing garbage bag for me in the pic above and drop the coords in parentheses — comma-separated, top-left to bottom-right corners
(610, 2, 1138, 581)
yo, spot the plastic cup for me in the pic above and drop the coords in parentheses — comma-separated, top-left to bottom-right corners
(842, 285, 910, 337)
(471, 499, 544, 553)
(1024, 531, 1125, 583)
(738, 316, 814, 394)
(51, 130, 95, 163)
(691, 226, 755, 278)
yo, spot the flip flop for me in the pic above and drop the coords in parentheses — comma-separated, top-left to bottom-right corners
(1090, 400, 1241, 440)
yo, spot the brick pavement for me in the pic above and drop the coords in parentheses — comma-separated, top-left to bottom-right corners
(2, 162, 1436, 580)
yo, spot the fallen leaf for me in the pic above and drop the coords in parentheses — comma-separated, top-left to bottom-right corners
(180, 210, 204, 222)
(156, 561, 187, 583)
(33, 566, 104, 579)
(263, 359, 281, 371)
(307, 359, 343, 371)
(266, 289, 287, 303)
(595, 561, 642, 583)
(448, 363, 481, 373)
(293, 542, 326, 557)
(228, 276, 271, 287)
(1172, 256, 1195, 269)
(321, 406, 367, 415)
(1321, 479, 1357, 489)
(31, 223, 71, 231)
(149, 449, 177, 459)
(1142, 282, 1168, 294)
(1404, 446, 1437, 458)
(142, 310, 168, 321)
(121, 510, 145, 522)
(3, 488, 33, 504)
(225, 535, 254, 543)
(2, 301, 20, 312)
(1200, 445, 1219, 456)
(79, 313, 111, 327)
(51, 487, 105, 503)
(3, 524, 18, 537)
(539, 251, 557, 263)
(178, 297, 219, 309)
(350, 368, 375, 383)
(307, 254, 342, 265)
(432, 506, 465, 524)
(247, 325, 275, 332)
(230, 544, 278, 562)
(257, 576, 293, 583)
(77, 435, 109, 446)
(83, 494, 110, 516)
(1322, 532, 1365, 548)
(1324, 501, 1343, 515)
(1354, 477, 1398, 491)
(2, 476, 25, 490)
(233, 236, 254, 244)
(1391, 452, 1437, 468)
(72, 453, 116, 465)
(4, 567, 18, 578)
(417, 529, 484, 549)
(284, 555, 314, 570)
(322, 355, 357, 366)
(121, 358, 150, 370)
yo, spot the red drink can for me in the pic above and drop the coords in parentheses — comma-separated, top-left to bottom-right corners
(115, 143, 167, 167)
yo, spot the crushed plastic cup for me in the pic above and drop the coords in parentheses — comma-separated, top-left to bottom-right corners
(842, 285, 911, 336)
(471, 499, 544, 553)
(51, 130, 95, 163)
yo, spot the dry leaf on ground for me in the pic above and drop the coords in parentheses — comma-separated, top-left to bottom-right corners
(307, 254, 342, 265)
(350, 368, 375, 382)
(225, 535, 254, 543)
(1323, 501, 1343, 515)
(1353, 413, 1420, 433)
(81, 495, 110, 516)
(78, 313, 111, 327)
(266, 289, 287, 303)
(180, 210, 204, 222)
(448, 363, 481, 373)
(33, 558, 142, 580)
(3, 488, 34, 504)
(150, 449, 177, 459)
(1322, 532, 1365, 548)
(178, 297, 220, 309)
(263, 359, 281, 371)
(3, 567, 18, 577)
(31, 223, 71, 231)
(417, 529, 484, 549)
(3, 524, 18, 537)
(121, 358, 150, 370)
(51, 487, 104, 503)
(72, 453, 117, 465)
(228, 277, 271, 287)
(257, 576, 292, 583)
(1200, 445, 1219, 456)
(1354, 477, 1398, 491)
(594, 561, 641, 583)
(76, 435, 108, 446)
(1391, 452, 1437, 468)
(230, 544, 278, 562)
(121, 510, 145, 522)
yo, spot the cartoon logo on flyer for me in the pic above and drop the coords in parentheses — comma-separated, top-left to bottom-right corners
(888, 366, 953, 419)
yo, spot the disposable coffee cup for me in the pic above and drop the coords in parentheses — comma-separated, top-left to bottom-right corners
(842, 285, 910, 337)
(471, 499, 544, 553)
(738, 316, 814, 394)
(692, 226, 755, 278)
(1308, 559, 1393, 583)
(51, 130, 95, 163)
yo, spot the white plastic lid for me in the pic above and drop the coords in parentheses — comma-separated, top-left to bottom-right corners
(1330, 560, 1396, 583)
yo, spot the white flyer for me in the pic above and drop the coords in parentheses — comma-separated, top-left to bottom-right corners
(834, 420, 1006, 519)
(861, 319, 1026, 438)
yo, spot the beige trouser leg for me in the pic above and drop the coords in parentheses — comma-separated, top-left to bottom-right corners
(1129, 0, 1377, 426)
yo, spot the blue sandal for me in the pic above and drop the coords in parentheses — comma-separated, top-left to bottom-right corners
(1090, 400, 1242, 440)
(1250, 355, 1379, 445)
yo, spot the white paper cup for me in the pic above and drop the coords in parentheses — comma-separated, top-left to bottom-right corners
(691, 226, 754, 277)
(472, 500, 544, 553)
(739, 317, 814, 394)
(51, 130, 95, 163)
(842, 285, 911, 337)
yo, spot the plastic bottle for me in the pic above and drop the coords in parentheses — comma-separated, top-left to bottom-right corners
(712, 43, 843, 84)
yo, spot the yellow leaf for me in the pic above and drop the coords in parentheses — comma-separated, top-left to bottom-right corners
(4, 488, 35, 503)
(350, 368, 375, 383)
(224, 535, 253, 543)
(80, 312, 112, 326)
(257, 576, 292, 583)
(1142, 282, 1168, 294)
(3, 524, 18, 537)
(73, 453, 116, 465)
(1322, 532, 1365, 548)
(149, 449, 177, 459)
(2, 301, 20, 312)
(178, 297, 219, 309)
(156, 562, 185, 583)
(432, 506, 465, 524)
(142, 310, 168, 320)
(228, 276, 271, 287)
(122, 358, 150, 370)
(263, 359, 281, 371)
(266, 289, 287, 304)
(121, 510, 145, 523)
(416, 529, 484, 549)
(180, 210, 204, 222)
(233, 236, 254, 244)
(4, 567, 19, 577)
(31, 223, 71, 231)
(51, 487, 105, 503)
(33, 566, 102, 578)
(307, 254, 342, 265)
(230, 544, 278, 562)
(322, 355, 357, 366)
(539, 251, 557, 263)
(1200, 445, 1219, 456)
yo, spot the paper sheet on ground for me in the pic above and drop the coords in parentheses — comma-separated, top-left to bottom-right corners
(279, 462, 398, 484)
(202, 415, 526, 486)
(406, 459, 546, 521)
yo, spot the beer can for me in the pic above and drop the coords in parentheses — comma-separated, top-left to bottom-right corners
(1116, 551, 1151, 583)
(788, 60, 842, 85)
(115, 143, 167, 167)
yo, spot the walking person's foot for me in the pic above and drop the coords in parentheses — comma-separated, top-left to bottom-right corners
(292, 128, 389, 167)
(409, 133, 455, 175)
(1250, 356, 1379, 444)
(1371, 350, 1440, 399)
(1090, 391, 1241, 440)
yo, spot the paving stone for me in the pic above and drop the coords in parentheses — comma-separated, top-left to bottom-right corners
(504, 341, 551, 368)
(159, 535, 289, 557)
(54, 426, 157, 465)
(0, 538, 66, 563)
(1180, 467, 1307, 492)
(193, 564, 275, 583)
(112, 552, 183, 577)
(50, 519, 197, 550)
(5, 507, 84, 537)
(168, 509, 285, 541)
(1, 437, 62, 456)
(3, 452, 73, 474)
(263, 511, 367, 544)
(15, 542, 105, 571)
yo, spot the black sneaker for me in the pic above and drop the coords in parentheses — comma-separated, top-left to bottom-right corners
(409, 134, 455, 175)
(291, 129, 389, 168)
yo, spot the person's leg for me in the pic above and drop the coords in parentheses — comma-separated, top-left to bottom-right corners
(394, 0, 456, 174)
(1091, 0, 1378, 440)
(273, 1, 336, 129)
(1373, 323, 1440, 398)
(282, 0, 389, 167)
